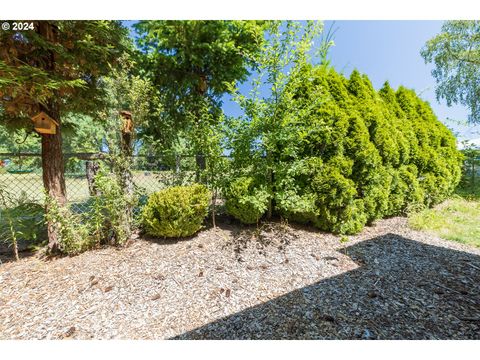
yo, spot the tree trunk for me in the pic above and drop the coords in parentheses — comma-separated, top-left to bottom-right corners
(119, 111, 134, 242)
(266, 151, 274, 219)
(86, 160, 100, 196)
(41, 112, 67, 253)
(212, 188, 217, 228)
(195, 154, 206, 183)
(267, 167, 273, 219)
(37, 21, 67, 253)
(195, 75, 208, 183)
(175, 155, 181, 174)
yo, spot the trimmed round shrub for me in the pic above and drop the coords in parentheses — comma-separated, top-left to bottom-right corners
(224, 176, 270, 224)
(141, 184, 211, 238)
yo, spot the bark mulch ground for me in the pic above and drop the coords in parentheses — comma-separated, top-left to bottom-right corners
(1, 217, 479, 339)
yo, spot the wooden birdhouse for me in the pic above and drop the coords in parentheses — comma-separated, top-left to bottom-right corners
(120, 110, 133, 134)
(31, 111, 59, 135)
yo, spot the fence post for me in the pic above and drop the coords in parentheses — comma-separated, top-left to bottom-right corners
(119, 110, 135, 242)
(85, 160, 100, 196)
(175, 154, 181, 174)
(473, 156, 476, 187)
(195, 154, 206, 183)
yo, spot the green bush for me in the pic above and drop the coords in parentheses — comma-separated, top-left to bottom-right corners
(224, 176, 270, 224)
(0, 182, 47, 259)
(91, 169, 136, 246)
(142, 184, 211, 238)
(0, 202, 47, 243)
(310, 162, 367, 234)
(226, 65, 463, 234)
(0, 202, 46, 259)
(43, 167, 137, 255)
(45, 195, 93, 255)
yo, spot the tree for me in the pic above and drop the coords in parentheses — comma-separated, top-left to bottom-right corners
(225, 20, 326, 219)
(99, 55, 162, 238)
(0, 21, 128, 251)
(0, 126, 40, 155)
(134, 20, 266, 176)
(224, 21, 462, 234)
(421, 21, 480, 124)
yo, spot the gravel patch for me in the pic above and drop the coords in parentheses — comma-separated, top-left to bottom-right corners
(1, 217, 479, 339)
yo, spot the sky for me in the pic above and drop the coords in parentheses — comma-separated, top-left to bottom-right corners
(126, 20, 480, 142)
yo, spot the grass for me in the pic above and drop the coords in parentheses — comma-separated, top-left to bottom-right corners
(408, 195, 480, 248)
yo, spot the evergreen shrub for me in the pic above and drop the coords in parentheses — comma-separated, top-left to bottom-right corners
(142, 184, 211, 238)
(225, 66, 462, 234)
(224, 176, 270, 224)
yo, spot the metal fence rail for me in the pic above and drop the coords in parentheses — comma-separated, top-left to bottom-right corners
(0, 152, 212, 211)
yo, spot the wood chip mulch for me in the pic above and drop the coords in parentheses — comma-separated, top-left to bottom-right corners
(1, 217, 479, 339)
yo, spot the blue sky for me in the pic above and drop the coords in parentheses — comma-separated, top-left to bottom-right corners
(126, 20, 480, 141)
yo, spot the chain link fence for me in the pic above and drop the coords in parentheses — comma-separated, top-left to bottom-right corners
(0, 152, 222, 214)
(0, 152, 230, 255)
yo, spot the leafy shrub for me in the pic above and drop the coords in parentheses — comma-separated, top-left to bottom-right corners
(224, 176, 270, 224)
(0, 202, 46, 243)
(276, 190, 318, 224)
(386, 165, 425, 216)
(310, 163, 367, 234)
(0, 201, 46, 259)
(226, 65, 462, 234)
(44, 168, 137, 255)
(273, 159, 319, 224)
(0, 184, 47, 259)
(45, 195, 92, 255)
(91, 169, 135, 245)
(142, 184, 211, 238)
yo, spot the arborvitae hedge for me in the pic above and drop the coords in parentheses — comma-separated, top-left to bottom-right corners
(225, 66, 463, 234)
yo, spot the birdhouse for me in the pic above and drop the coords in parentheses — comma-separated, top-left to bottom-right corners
(120, 110, 133, 134)
(31, 111, 59, 135)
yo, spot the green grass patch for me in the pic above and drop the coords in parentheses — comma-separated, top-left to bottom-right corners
(408, 197, 480, 247)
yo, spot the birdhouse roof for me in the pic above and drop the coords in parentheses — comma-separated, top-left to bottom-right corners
(31, 111, 59, 126)
(120, 110, 132, 116)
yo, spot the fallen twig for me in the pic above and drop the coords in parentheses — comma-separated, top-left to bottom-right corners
(467, 263, 480, 271)
(430, 281, 480, 306)
(430, 281, 465, 296)
(457, 316, 480, 322)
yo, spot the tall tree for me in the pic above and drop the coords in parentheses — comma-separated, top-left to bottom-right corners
(0, 20, 128, 251)
(134, 20, 265, 175)
(226, 20, 326, 218)
(99, 55, 162, 238)
(421, 20, 480, 124)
